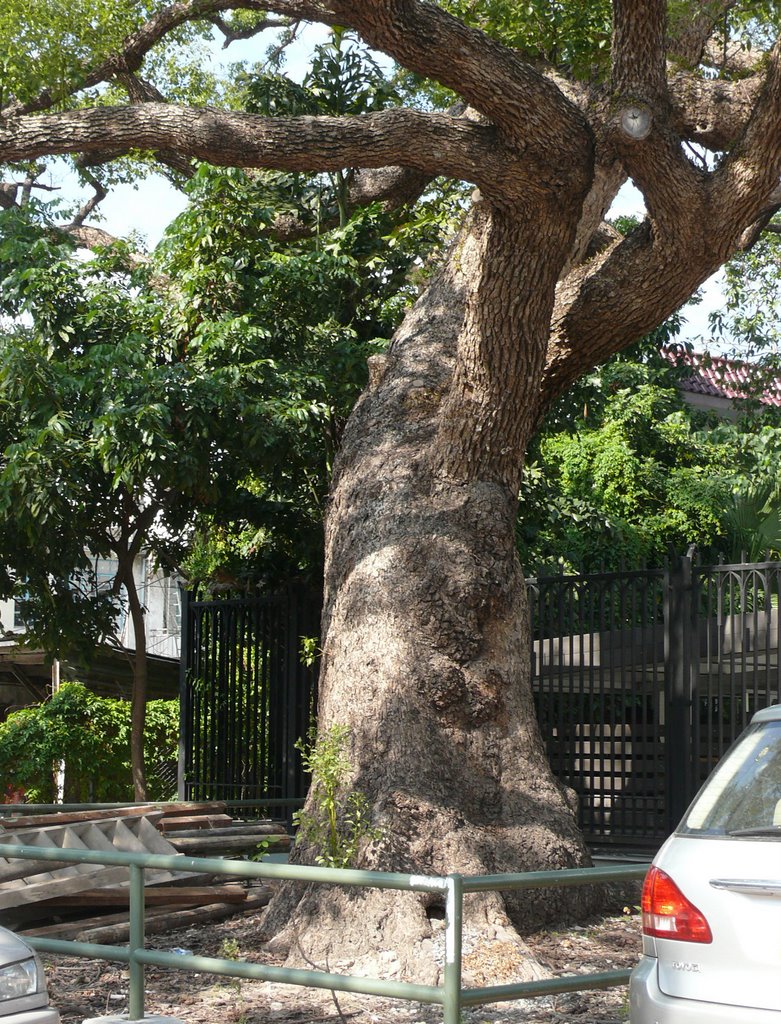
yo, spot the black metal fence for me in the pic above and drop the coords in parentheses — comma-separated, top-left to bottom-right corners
(178, 587, 320, 821)
(180, 557, 781, 845)
(532, 555, 781, 845)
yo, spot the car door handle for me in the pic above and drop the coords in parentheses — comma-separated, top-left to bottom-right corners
(710, 879, 781, 895)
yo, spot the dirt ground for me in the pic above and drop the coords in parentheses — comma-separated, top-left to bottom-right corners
(42, 900, 642, 1024)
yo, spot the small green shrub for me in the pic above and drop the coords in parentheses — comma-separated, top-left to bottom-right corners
(293, 723, 382, 868)
(0, 681, 178, 802)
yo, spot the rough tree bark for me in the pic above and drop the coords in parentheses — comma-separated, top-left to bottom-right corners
(261, 198, 601, 980)
(3, 0, 781, 982)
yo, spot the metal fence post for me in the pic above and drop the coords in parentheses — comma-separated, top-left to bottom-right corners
(664, 551, 697, 829)
(128, 863, 146, 1020)
(177, 586, 190, 801)
(443, 875, 463, 1024)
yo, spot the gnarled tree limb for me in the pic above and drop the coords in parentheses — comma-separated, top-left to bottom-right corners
(0, 105, 514, 196)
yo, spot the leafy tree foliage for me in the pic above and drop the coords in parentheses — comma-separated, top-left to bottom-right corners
(710, 224, 781, 409)
(441, 0, 612, 77)
(167, 174, 454, 582)
(0, 197, 264, 640)
(172, 41, 460, 584)
(0, 682, 177, 802)
(0, 194, 297, 795)
(520, 352, 781, 573)
(0, 41, 454, 794)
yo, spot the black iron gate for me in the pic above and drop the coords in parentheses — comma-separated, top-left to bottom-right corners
(178, 586, 320, 819)
(531, 556, 781, 845)
(180, 558, 781, 844)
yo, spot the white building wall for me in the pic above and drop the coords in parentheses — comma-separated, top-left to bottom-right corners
(0, 597, 14, 636)
(143, 564, 182, 660)
(0, 556, 181, 659)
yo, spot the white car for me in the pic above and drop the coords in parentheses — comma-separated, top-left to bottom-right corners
(0, 928, 59, 1024)
(630, 704, 781, 1022)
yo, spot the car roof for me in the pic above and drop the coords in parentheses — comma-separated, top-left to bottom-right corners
(751, 704, 781, 723)
(0, 926, 34, 966)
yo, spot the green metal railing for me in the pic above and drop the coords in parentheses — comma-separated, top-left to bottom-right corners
(0, 842, 648, 1024)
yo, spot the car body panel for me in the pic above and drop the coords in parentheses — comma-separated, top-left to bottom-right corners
(631, 955, 781, 1024)
(652, 836, 781, 1010)
(1, 1009, 60, 1024)
(630, 705, 781, 1022)
(0, 928, 58, 1024)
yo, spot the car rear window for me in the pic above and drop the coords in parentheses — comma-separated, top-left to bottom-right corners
(680, 720, 781, 836)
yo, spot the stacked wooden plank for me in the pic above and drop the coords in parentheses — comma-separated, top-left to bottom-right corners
(0, 809, 188, 911)
(0, 802, 291, 941)
(159, 809, 291, 856)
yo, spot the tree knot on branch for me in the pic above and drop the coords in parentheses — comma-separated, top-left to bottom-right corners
(617, 101, 653, 140)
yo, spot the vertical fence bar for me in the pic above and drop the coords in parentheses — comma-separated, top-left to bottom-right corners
(252, 601, 263, 802)
(177, 587, 190, 800)
(702, 571, 713, 783)
(287, 587, 300, 806)
(665, 555, 693, 828)
(753, 568, 763, 717)
(688, 565, 700, 797)
(763, 567, 773, 712)
(716, 568, 726, 761)
(443, 874, 463, 1024)
(587, 579, 598, 838)
(597, 578, 608, 835)
(730, 571, 739, 745)
(128, 863, 146, 1020)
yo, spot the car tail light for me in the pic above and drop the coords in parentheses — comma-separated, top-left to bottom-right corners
(641, 866, 713, 943)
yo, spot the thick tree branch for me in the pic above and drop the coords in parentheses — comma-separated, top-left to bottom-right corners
(711, 38, 781, 236)
(613, 0, 668, 103)
(2, 0, 592, 197)
(350, 165, 432, 209)
(562, 158, 627, 272)
(114, 73, 168, 105)
(609, 1, 710, 239)
(668, 0, 735, 67)
(669, 71, 760, 149)
(282, 0, 590, 155)
(543, 20, 781, 423)
(0, 105, 518, 198)
(542, 24, 781, 418)
(263, 165, 433, 241)
(541, 226, 703, 420)
(65, 224, 126, 249)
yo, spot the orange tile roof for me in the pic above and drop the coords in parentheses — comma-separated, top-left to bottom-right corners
(664, 345, 781, 408)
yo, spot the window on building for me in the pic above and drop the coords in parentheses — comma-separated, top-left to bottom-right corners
(163, 578, 181, 634)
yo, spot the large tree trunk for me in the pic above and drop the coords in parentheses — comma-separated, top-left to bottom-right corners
(263, 197, 597, 981)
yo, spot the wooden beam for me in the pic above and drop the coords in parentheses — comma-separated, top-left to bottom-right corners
(40, 884, 249, 907)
